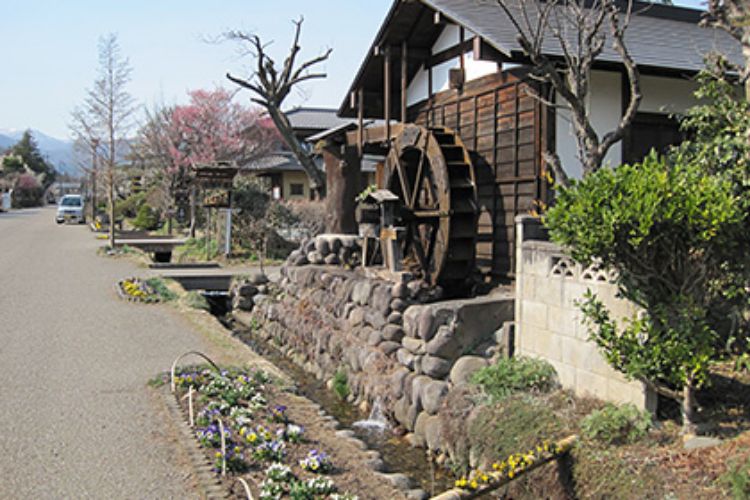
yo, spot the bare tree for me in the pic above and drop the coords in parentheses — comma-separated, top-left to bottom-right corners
(128, 104, 183, 232)
(704, 1, 750, 97)
(70, 33, 136, 247)
(225, 17, 332, 199)
(495, 0, 641, 179)
(70, 136, 100, 220)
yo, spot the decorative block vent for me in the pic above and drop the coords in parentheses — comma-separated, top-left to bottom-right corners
(581, 261, 617, 284)
(550, 256, 576, 278)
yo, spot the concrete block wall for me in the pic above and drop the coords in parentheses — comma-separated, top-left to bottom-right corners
(515, 216, 656, 412)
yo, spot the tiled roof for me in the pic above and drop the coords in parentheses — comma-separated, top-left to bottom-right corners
(339, 0, 742, 116)
(241, 151, 378, 173)
(425, 0, 741, 73)
(284, 107, 352, 132)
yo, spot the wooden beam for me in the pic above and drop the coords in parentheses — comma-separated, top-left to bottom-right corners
(384, 46, 392, 145)
(473, 37, 505, 63)
(346, 123, 405, 148)
(405, 47, 430, 60)
(427, 38, 474, 69)
(401, 41, 408, 123)
(357, 88, 364, 156)
(459, 27, 465, 73)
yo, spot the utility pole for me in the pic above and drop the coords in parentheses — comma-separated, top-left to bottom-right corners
(91, 138, 99, 220)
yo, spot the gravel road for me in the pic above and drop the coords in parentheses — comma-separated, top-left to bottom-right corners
(0, 208, 215, 498)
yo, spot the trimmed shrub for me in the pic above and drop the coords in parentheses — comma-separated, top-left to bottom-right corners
(132, 203, 160, 230)
(117, 192, 146, 219)
(471, 356, 557, 401)
(546, 152, 745, 431)
(581, 403, 651, 445)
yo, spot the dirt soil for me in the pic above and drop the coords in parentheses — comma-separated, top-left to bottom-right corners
(164, 298, 407, 499)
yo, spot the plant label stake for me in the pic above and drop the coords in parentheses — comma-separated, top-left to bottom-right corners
(218, 419, 227, 477)
(180, 389, 196, 427)
(188, 386, 194, 427)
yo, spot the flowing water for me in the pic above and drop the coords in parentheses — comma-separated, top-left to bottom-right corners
(352, 398, 389, 432)
(230, 324, 454, 495)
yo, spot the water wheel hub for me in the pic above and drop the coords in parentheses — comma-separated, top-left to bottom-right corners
(383, 125, 478, 292)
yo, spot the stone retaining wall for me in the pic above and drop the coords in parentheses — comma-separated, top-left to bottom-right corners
(515, 216, 656, 412)
(246, 264, 514, 458)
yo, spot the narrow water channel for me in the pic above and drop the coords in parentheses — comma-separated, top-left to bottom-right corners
(228, 322, 455, 495)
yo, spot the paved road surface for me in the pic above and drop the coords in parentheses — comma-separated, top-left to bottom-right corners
(0, 208, 215, 498)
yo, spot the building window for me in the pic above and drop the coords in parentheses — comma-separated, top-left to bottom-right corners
(623, 112, 684, 165)
(290, 183, 304, 196)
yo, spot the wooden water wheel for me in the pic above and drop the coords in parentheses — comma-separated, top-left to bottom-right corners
(383, 124, 478, 291)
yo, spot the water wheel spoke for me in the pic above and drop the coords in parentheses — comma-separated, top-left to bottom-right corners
(394, 155, 413, 205)
(425, 224, 438, 266)
(410, 229, 430, 281)
(423, 168, 440, 207)
(412, 209, 441, 218)
(384, 125, 476, 290)
(409, 148, 427, 209)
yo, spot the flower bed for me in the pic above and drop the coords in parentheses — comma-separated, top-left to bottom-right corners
(171, 365, 358, 499)
(117, 277, 176, 303)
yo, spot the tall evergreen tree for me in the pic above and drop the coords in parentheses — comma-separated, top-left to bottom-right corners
(7, 130, 56, 187)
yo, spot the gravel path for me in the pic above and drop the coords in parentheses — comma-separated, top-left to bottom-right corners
(0, 207, 218, 498)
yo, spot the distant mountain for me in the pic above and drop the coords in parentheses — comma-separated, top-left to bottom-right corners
(0, 129, 78, 176)
(0, 134, 15, 150)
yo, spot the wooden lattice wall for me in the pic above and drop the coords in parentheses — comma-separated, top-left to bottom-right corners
(410, 69, 549, 281)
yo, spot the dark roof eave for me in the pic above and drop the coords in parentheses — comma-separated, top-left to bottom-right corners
(338, 0, 738, 120)
(337, 0, 406, 117)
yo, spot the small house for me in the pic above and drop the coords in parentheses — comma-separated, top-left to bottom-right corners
(326, 0, 740, 283)
(242, 107, 377, 200)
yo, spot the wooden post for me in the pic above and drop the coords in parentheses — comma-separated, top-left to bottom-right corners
(401, 41, 408, 123)
(384, 46, 391, 145)
(428, 64, 433, 127)
(224, 208, 232, 257)
(206, 207, 211, 261)
(381, 201, 402, 273)
(362, 236, 369, 269)
(459, 27, 465, 73)
(357, 88, 364, 156)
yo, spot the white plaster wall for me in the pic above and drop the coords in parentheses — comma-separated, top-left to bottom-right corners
(639, 74, 699, 114)
(556, 72, 700, 179)
(407, 64, 430, 107)
(556, 70, 622, 179)
(432, 24, 460, 53)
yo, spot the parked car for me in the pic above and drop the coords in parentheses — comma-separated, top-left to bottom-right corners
(56, 194, 86, 224)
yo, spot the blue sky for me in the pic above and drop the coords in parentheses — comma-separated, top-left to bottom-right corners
(1, 0, 706, 139)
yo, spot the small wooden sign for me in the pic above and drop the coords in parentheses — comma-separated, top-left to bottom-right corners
(203, 189, 231, 208)
(380, 227, 398, 241)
